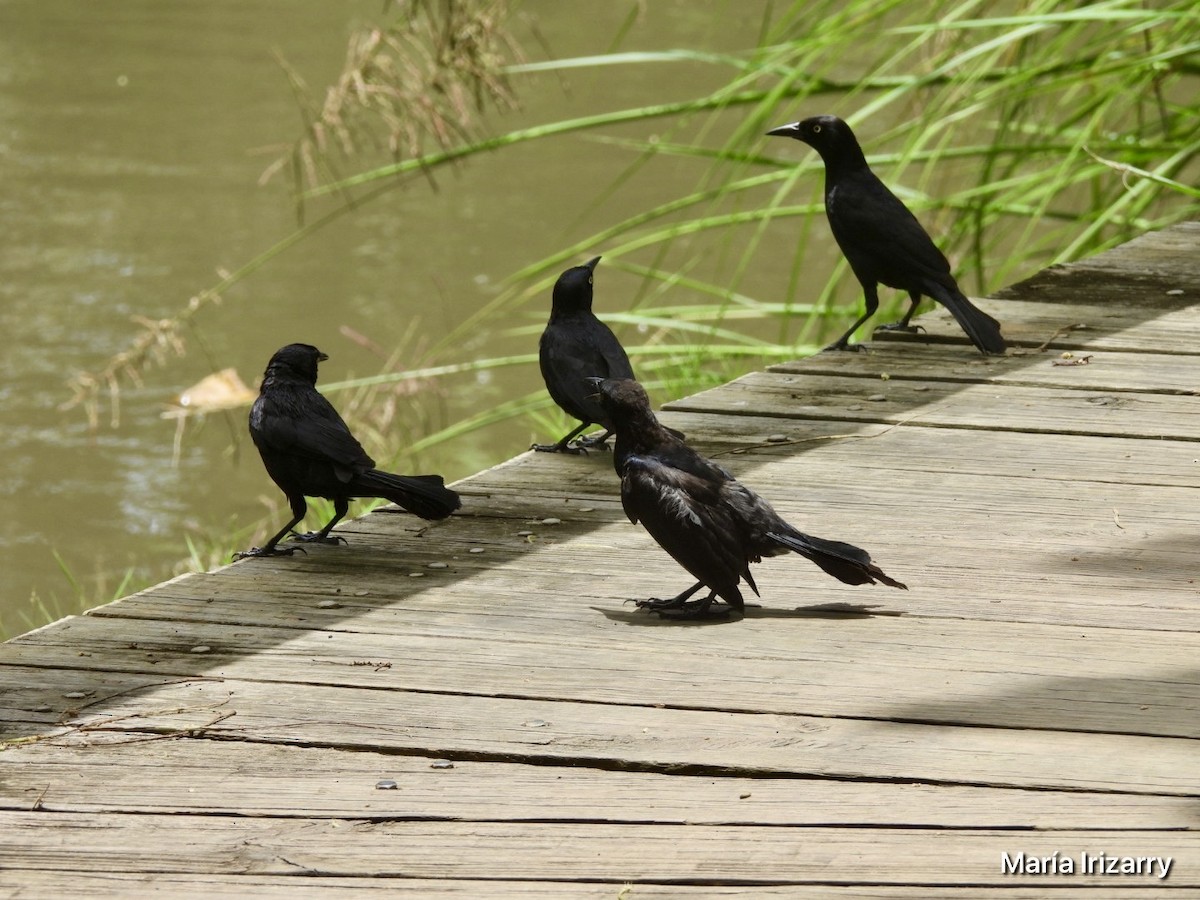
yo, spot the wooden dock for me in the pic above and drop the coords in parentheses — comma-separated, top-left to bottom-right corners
(2, 224, 1199, 897)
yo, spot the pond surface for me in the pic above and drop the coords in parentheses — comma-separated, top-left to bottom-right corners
(0, 1, 784, 635)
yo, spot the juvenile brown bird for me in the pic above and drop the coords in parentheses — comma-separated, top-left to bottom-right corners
(767, 115, 1005, 354)
(238, 343, 460, 558)
(593, 377, 906, 618)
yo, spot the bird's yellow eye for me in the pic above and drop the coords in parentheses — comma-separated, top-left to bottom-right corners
(812, 124, 822, 133)
(588, 276, 593, 284)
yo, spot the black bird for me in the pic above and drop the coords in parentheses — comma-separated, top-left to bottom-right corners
(533, 256, 636, 453)
(767, 115, 1006, 354)
(593, 377, 906, 618)
(237, 343, 461, 558)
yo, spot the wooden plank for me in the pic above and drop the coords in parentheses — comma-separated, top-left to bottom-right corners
(872, 297, 1200, 354)
(0, 812, 1195, 886)
(79, 540, 1200, 638)
(65, 414, 1200, 633)
(9, 599, 1200, 739)
(0, 874, 1189, 900)
(64, 532, 1200, 643)
(4, 670, 1196, 794)
(6, 732, 1192, 829)
(667, 369, 1200, 439)
(872, 221, 1200, 352)
(768, 343, 1200, 395)
(995, 223, 1200, 300)
(459, 418, 1200, 495)
(0, 666, 182, 738)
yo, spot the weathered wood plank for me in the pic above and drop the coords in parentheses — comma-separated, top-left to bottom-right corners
(992, 224, 1200, 303)
(76, 546, 1200, 645)
(71, 414, 1200, 634)
(61, 523, 1197, 644)
(873, 297, 1200, 354)
(769, 343, 1200, 395)
(0, 873, 1189, 899)
(0, 812, 1194, 886)
(530, 412, 1200, 489)
(1033, 221, 1200, 281)
(668, 369, 1200, 440)
(9, 600, 1200, 739)
(4, 669, 1196, 794)
(874, 220, 1200, 351)
(0, 666, 184, 737)
(6, 733, 1192, 829)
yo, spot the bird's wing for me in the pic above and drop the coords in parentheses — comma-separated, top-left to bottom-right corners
(539, 318, 634, 424)
(250, 390, 375, 475)
(620, 454, 747, 591)
(651, 438, 737, 484)
(592, 319, 635, 380)
(828, 172, 951, 284)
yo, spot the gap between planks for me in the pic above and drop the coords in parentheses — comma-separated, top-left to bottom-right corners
(0, 812, 1195, 886)
(6, 732, 1195, 829)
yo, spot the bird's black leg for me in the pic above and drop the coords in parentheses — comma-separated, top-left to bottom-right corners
(532, 422, 590, 454)
(635, 583, 728, 619)
(825, 283, 879, 352)
(291, 497, 350, 545)
(575, 429, 613, 449)
(875, 291, 927, 334)
(235, 495, 308, 559)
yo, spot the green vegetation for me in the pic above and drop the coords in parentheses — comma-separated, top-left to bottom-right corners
(48, 0, 1199, 622)
(7, 553, 136, 638)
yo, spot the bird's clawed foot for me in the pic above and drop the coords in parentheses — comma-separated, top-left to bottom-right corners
(634, 591, 729, 619)
(289, 531, 348, 546)
(530, 441, 587, 455)
(875, 321, 926, 335)
(234, 545, 307, 560)
(574, 433, 611, 450)
(822, 340, 868, 353)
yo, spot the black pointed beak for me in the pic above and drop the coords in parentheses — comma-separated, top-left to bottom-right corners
(585, 375, 605, 402)
(317, 351, 330, 362)
(766, 123, 799, 138)
(585, 256, 602, 271)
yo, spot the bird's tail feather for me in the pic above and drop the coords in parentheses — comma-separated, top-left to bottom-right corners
(929, 284, 1006, 354)
(767, 529, 907, 590)
(351, 470, 461, 520)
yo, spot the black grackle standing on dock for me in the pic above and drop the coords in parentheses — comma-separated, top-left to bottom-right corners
(767, 115, 1006, 354)
(593, 377, 906, 618)
(237, 343, 460, 558)
(533, 256, 636, 454)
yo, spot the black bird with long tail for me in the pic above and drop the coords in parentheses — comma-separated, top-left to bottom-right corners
(767, 115, 1005, 354)
(237, 343, 460, 558)
(593, 377, 906, 618)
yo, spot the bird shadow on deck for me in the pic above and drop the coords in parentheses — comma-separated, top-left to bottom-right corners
(597, 601, 900, 627)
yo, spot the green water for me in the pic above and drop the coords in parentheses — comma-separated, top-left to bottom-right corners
(0, 0, 774, 635)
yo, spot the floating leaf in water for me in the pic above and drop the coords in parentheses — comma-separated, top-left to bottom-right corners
(164, 368, 256, 418)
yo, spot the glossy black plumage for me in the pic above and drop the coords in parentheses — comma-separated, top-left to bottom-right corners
(767, 115, 1006, 354)
(533, 257, 636, 453)
(594, 377, 906, 617)
(237, 343, 460, 558)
